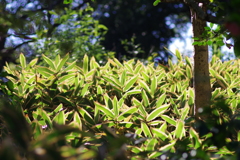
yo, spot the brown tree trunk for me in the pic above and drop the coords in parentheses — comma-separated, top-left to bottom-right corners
(191, 3, 211, 119)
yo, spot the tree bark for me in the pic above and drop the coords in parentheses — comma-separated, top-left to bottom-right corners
(190, 2, 211, 119)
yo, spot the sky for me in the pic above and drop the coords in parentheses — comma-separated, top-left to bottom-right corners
(169, 23, 235, 63)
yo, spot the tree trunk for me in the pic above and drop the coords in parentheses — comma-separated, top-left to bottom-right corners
(191, 3, 211, 119)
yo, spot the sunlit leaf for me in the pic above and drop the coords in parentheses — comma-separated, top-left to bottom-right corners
(161, 115, 176, 126)
(118, 107, 138, 121)
(83, 54, 89, 74)
(189, 127, 201, 149)
(123, 75, 138, 92)
(173, 120, 185, 139)
(152, 128, 168, 141)
(141, 122, 152, 137)
(56, 54, 69, 72)
(42, 54, 56, 70)
(147, 104, 170, 121)
(53, 110, 65, 125)
(159, 140, 176, 151)
(95, 102, 114, 118)
(155, 94, 166, 108)
(141, 89, 150, 107)
(150, 75, 157, 96)
(19, 53, 27, 69)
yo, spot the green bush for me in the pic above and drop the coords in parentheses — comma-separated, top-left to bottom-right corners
(0, 53, 239, 159)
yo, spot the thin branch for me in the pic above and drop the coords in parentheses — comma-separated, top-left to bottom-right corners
(159, 0, 226, 24)
(1, 40, 36, 55)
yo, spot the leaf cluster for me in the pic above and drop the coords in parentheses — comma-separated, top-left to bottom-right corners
(0, 53, 239, 159)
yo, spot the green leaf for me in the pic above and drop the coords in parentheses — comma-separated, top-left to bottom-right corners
(204, 26, 211, 31)
(149, 152, 162, 159)
(141, 89, 150, 107)
(150, 75, 157, 96)
(62, 61, 76, 72)
(138, 80, 151, 94)
(104, 94, 113, 109)
(73, 112, 82, 130)
(63, 0, 73, 4)
(145, 139, 158, 151)
(153, 0, 161, 6)
(123, 75, 138, 92)
(83, 54, 89, 74)
(175, 49, 182, 61)
(180, 105, 190, 120)
(207, 40, 213, 45)
(112, 96, 119, 117)
(174, 120, 185, 139)
(56, 95, 74, 106)
(141, 122, 152, 137)
(53, 110, 65, 125)
(124, 89, 141, 96)
(31, 122, 42, 139)
(53, 103, 64, 114)
(79, 108, 95, 125)
(147, 104, 170, 121)
(192, 41, 200, 45)
(160, 122, 167, 132)
(38, 109, 52, 129)
(118, 107, 138, 121)
(161, 115, 176, 126)
(28, 58, 38, 67)
(80, 83, 90, 97)
(37, 66, 55, 77)
(132, 98, 147, 117)
(102, 76, 121, 91)
(19, 53, 27, 69)
(90, 57, 99, 70)
(152, 128, 168, 141)
(209, 22, 214, 28)
(95, 102, 114, 118)
(155, 94, 166, 108)
(58, 73, 75, 84)
(159, 140, 176, 151)
(54, 54, 60, 68)
(186, 65, 192, 79)
(42, 54, 56, 70)
(120, 70, 126, 85)
(216, 40, 225, 46)
(185, 56, 192, 67)
(56, 54, 69, 72)
(189, 127, 201, 149)
(113, 58, 123, 68)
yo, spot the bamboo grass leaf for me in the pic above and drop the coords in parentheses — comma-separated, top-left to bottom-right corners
(56, 54, 69, 72)
(123, 75, 138, 92)
(83, 54, 89, 74)
(118, 107, 138, 121)
(19, 53, 27, 69)
(141, 122, 152, 137)
(173, 120, 185, 139)
(53, 110, 65, 125)
(95, 102, 114, 118)
(161, 115, 176, 126)
(42, 54, 56, 70)
(147, 104, 170, 121)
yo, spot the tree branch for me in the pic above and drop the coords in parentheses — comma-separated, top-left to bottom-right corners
(1, 40, 36, 55)
(159, 0, 226, 24)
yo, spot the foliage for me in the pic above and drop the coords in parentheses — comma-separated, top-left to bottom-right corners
(0, 53, 239, 159)
(0, 0, 114, 71)
(91, 0, 190, 62)
(153, 0, 240, 59)
(33, 4, 114, 65)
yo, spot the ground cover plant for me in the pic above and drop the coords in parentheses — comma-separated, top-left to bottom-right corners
(0, 53, 239, 159)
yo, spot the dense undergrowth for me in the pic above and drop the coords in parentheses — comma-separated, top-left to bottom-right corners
(0, 53, 239, 159)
